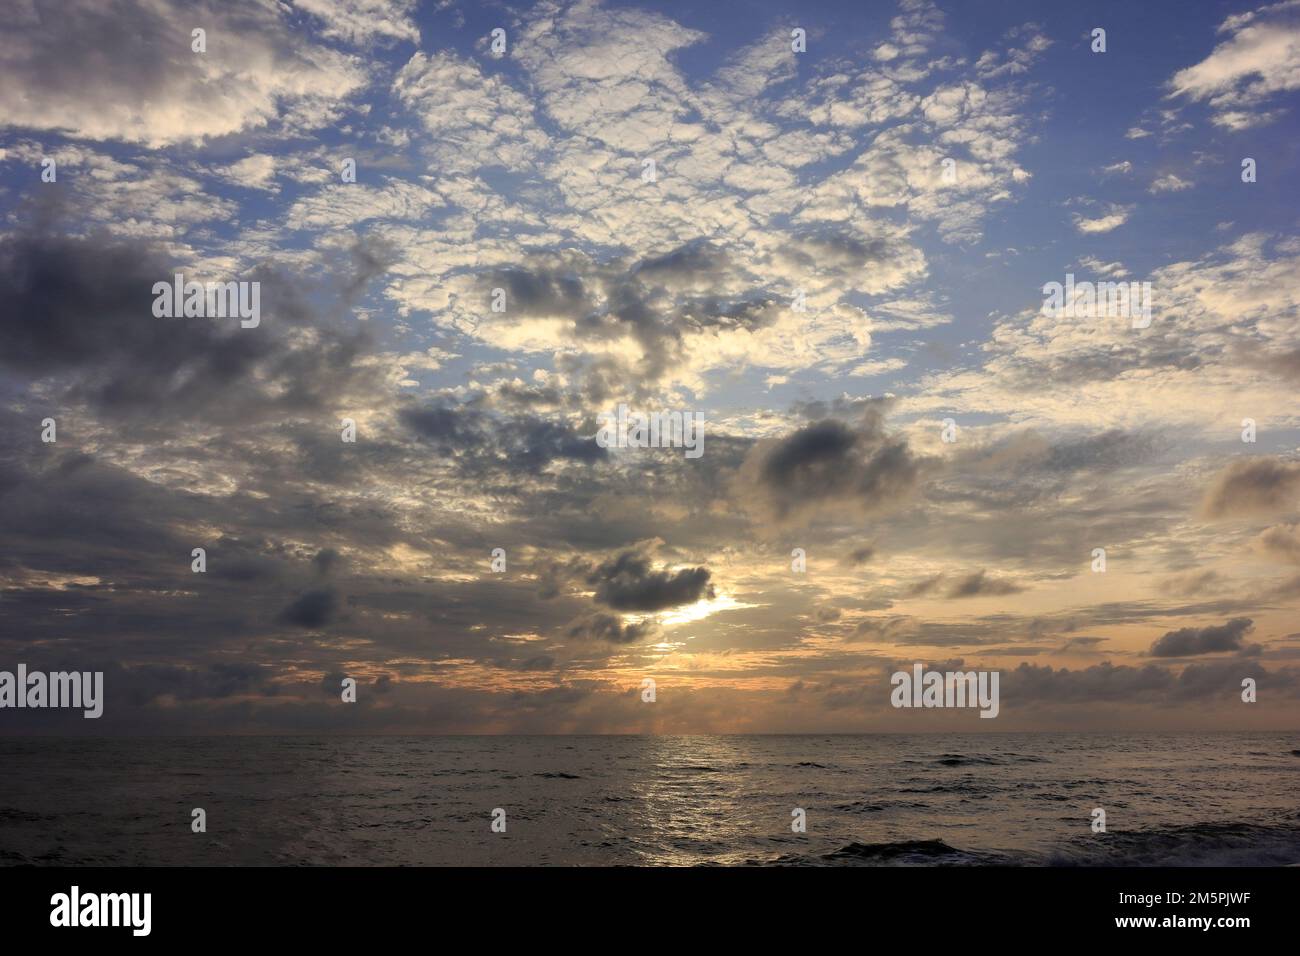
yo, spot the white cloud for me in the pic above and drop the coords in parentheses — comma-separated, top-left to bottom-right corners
(1169, 0, 1300, 128)
(1072, 205, 1131, 234)
(1077, 256, 1127, 278)
(908, 233, 1300, 432)
(294, 0, 420, 44)
(220, 155, 280, 192)
(512, 0, 707, 153)
(394, 51, 550, 173)
(1150, 173, 1194, 193)
(849, 357, 909, 377)
(285, 179, 446, 230)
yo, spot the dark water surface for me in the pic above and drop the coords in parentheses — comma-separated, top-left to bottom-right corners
(2, 733, 1297, 865)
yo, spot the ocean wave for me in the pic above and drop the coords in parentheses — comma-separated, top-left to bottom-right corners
(1048, 822, 1300, 867)
(899, 782, 999, 795)
(765, 821, 1300, 867)
(777, 839, 1011, 866)
(933, 753, 1003, 767)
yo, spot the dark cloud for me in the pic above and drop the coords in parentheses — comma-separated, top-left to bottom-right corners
(488, 380, 565, 410)
(904, 574, 944, 597)
(482, 267, 590, 318)
(566, 612, 658, 644)
(0, 0, 367, 170)
(516, 655, 556, 671)
(320, 671, 347, 695)
(400, 401, 606, 474)
(117, 662, 278, 703)
(1149, 618, 1255, 657)
(1042, 429, 1161, 473)
(0, 229, 383, 427)
(774, 231, 920, 280)
(853, 616, 919, 642)
(1001, 662, 1171, 701)
(1201, 459, 1300, 519)
(0, 232, 267, 406)
(278, 588, 340, 629)
(634, 241, 730, 284)
(1259, 347, 1300, 382)
(945, 570, 1026, 598)
(586, 550, 713, 611)
(312, 548, 341, 575)
(1000, 659, 1298, 706)
(1056, 636, 1107, 653)
(736, 406, 922, 526)
(472, 244, 785, 391)
(905, 571, 1025, 599)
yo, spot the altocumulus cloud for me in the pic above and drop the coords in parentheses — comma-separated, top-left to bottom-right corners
(1148, 618, 1256, 658)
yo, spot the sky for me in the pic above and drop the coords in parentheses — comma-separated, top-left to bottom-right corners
(1, 0, 1299, 733)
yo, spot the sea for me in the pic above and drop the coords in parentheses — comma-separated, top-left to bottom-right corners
(1, 733, 1297, 866)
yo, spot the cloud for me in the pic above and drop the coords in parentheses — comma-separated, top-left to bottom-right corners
(0, 0, 366, 146)
(1000, 658, 1294, 703)
(586, 550, 713, 611)
(1148, 617, 1255, 657)
(278, 588, 341, 629)
(844, 546, 876, 566)
(1000, 661, 1174, 700)
(945, 570, 1026, 598)
(566, 612, 658, 644)
(1150, 172, 1194, 193)
(1255, 523, 1300, 563)
(285, 179, 446, 230)
(0, 228, 393, 428)
(399, 401, 607, 475)
(1040, 430, 1161, 473)
(1072, 205, 1131, 234)
(1, 0, 1298, 736)
(312, 548, 342, 575)
(1169, 0, 1300, 129)
(904, 570, 1026, 599)
(1258, 347, 1300, 382)
(735, 405, 922, 526)
(512, 0, 707, 152)
(1201, 458, 1300, 518)
(394, 50, 549, 173)
(912, 234, 1300, 434)
(1077, 255, 1127, 277)
(220, 154, 280, 192)
(295, 0, 420, 45)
